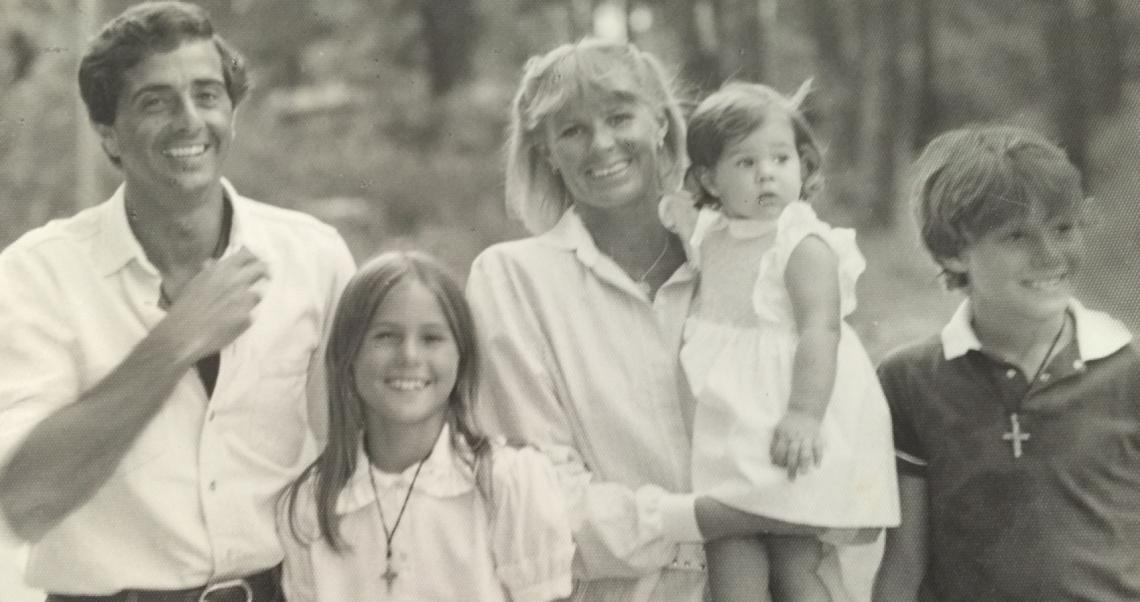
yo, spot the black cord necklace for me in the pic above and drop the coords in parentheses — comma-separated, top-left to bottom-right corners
(366, 450, 431, 592)
(1001, 314, 1068, 459)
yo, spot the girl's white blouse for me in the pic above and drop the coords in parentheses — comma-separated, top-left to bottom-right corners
(278, 424, 574, 601)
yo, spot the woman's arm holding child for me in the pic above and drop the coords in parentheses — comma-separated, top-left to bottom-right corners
(774, 235, 841, 479)
(873, 473, 929, 601)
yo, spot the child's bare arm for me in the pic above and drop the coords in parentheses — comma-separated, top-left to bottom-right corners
(771, 235, 841, 478)
(873, 473, 929, 602)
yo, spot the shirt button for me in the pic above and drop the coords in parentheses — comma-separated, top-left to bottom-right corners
(209, 480, 217, 492)
(1040, 373, 1051, 382)
(1005, 369, 1018, 379)
(1073, 359, 1086, 371)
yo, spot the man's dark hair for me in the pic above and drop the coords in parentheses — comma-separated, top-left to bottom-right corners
(78, 1, 249, 126)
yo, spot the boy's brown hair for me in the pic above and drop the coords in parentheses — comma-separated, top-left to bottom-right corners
(910, 125, 1086, 289)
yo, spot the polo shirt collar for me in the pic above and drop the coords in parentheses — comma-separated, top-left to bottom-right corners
(94, 178, 266, 277)
(336, 423, 475, 515)
(941, 298, 1133, 362)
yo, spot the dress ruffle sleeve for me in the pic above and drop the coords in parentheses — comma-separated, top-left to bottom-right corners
(490, 444, 576, 602)
(657, 192, 707, 266)
(752, 201, 866, 323)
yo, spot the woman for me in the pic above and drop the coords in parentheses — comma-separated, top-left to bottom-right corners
(466, 39, 818, 601)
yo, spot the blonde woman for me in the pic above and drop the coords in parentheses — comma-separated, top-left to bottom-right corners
(467, 40, 820, 601)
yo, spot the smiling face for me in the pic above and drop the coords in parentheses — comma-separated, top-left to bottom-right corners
(352, 278, 459, 436)
(946, 208, 1085, 326)
(700, 112, 802, 221)
(542, 94, 666, 214)
(96, 39, 233, 207)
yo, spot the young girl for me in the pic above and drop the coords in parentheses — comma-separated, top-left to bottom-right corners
(278, 251, 574, 601)
(660, 82, 899, 601)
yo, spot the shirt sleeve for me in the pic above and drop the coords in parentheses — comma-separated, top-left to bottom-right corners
(304, 235, 356, 447)
(0, 246, 81, 522)
(467, 252, 700, 582)
(490, 445, 575, 602)
(877, 351, 928, 476)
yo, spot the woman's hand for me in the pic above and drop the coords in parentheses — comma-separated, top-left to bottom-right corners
(770, 410, 824, 479)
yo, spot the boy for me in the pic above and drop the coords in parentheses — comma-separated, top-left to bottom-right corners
(872, 126, 1140, 601)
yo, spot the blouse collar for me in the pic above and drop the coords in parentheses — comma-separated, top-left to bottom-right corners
(335, 423, 476, 515)
(538, 205, 697, 292)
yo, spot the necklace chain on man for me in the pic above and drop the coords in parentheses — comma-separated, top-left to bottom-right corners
(1001, 314, 1068, 459)
(366, 450, 431, 591)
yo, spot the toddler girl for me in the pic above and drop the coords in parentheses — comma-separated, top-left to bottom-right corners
(278, 251, 573, 601)
(661, 82, 899, 601)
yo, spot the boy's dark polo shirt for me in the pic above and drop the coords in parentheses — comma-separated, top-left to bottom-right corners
(878, 302, 1140, 601)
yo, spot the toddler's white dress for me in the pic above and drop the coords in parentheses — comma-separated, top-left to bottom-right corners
(662, 196, 899, 530)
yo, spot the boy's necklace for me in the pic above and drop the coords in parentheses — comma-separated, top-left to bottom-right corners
(1000, 314, 1068, 459)
(366, 451, 431, 591)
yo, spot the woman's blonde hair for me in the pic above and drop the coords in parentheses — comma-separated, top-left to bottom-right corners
(505, 38, 688, 234)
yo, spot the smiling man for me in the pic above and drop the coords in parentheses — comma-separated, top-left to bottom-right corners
(0, 2, 355, 600)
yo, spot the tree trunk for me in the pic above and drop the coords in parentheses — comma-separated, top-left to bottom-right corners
(1043, 0, 1088, 174)
(869, 0, 903, 227)
(913, 0, 939, 149)
(419, 0, 477, 97)
(1085, 0, 1122, 114)
(665, 0, 720, 95)
(804, 0, 862, 167)
(711, 0, 767, 83)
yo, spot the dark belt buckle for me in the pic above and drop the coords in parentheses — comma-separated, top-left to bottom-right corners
(197, 579, 252, 602)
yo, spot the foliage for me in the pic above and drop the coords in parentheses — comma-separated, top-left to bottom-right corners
(0, 0, 1138, 332)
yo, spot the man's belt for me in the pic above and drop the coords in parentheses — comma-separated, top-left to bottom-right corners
(46, 564, 280, 602)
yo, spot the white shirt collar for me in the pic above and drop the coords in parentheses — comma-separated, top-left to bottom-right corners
(94, 177, 265, 277)
(940, 298, 1133, 362)
(336, 423, 476, 515)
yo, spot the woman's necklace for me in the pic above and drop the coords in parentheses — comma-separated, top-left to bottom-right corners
(634, 236, 671, 296)
(1000, 314, 1068, 459)
(366, 451, 430, 591)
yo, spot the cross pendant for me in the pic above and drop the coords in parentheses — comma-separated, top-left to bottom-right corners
(382, 563, 398, 591)
(1002, 412, 1030, 458)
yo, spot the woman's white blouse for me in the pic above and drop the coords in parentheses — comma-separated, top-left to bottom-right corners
(466, 208, 707, 601)
(278, 425, 574, 601)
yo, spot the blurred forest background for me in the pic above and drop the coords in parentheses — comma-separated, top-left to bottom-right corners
(0, 0, 1139, 596)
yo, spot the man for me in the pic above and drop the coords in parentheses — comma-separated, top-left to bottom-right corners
(0, 2, 355, 599)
